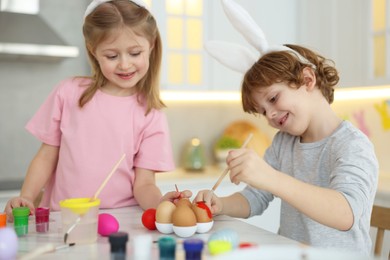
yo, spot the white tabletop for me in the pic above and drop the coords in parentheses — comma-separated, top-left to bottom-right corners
(9, 206, 377, 260)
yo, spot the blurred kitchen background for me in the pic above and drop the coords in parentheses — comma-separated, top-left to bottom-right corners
(0, 0, 390, 257)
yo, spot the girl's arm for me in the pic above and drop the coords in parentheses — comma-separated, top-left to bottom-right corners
(133, 168, 163, 210)
(5, 143, 59, 221)
(133, 168, 193, 210)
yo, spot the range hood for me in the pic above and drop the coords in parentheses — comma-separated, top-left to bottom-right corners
(0, 0, 79, 61)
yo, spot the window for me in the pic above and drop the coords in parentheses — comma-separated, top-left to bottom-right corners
(156, 0, 206, 90)
(371, 0, 388, 81)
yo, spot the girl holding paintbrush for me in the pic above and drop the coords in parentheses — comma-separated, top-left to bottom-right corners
(4, 0, 191, 222)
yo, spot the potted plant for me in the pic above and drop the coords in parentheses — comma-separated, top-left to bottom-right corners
(214, 136, 240, 169)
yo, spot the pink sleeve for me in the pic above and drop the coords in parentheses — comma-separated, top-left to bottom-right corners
(25, 81, 66, 146)
(134, 110, 175, 172)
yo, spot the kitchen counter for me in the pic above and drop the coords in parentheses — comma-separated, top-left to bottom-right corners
(9, 206, 373, 259)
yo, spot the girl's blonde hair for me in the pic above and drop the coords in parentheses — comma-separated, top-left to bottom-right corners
(81, 0, 164, 114)
(242, 44, 339, 115)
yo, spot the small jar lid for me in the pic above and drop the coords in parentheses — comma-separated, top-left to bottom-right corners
(183, 238, 204, 252)
(109, 231, 129, 245)
(158, 236, 176, 257)
(35, 207, 50, 216)
(12, 207, 30, 217)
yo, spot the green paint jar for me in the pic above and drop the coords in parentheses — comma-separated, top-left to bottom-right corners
(12, 207, 30, 236)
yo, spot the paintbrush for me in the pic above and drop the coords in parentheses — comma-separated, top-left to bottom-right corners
(20, 243, 75, 260)
(205, 133, 253, 201)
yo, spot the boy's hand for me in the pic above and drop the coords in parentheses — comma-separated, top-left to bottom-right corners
(4, 197, 35, 223)
(193, 190, 222, 216)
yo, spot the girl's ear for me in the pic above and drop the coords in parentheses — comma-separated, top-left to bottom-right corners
(302, 67, 316, 91)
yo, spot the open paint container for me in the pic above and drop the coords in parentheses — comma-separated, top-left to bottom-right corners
(59, 198, 100, 244)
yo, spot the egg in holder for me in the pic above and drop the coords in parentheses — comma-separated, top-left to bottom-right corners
(154, 199, 213, 238)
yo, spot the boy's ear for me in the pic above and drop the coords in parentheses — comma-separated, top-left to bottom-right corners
(302, 67, 316, 90)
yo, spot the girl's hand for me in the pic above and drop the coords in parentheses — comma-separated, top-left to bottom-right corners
(227, 148, 275, 191)
(161, 189, 192, 204)
(4, 197, 35, 223)
(193, 190, 223, 216)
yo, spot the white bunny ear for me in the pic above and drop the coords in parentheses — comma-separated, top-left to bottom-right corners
(221, 0, 269, 54)
(204, 41, 257, 73)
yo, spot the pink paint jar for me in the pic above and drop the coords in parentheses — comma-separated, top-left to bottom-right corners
(35, 207, 50, 233)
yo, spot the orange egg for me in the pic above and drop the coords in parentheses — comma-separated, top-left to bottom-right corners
(156, 201, 176, 224)
(172, 205, 197, 227)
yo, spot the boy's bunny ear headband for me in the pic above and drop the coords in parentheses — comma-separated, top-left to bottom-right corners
(205, 0, 316, 73)
(84, 0, 148, 19)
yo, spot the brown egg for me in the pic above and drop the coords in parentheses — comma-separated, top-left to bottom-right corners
(175, 198, 192, 208)
(172, 205, 197, 227)
(156, 201, 176, 223)
(192, 201, 213, 223)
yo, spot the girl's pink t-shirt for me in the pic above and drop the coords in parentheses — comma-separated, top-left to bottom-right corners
(26, 77, 175, 210)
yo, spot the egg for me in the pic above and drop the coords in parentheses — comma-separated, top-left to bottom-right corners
(208, 228, 239, 249)
(175, 198, 192, 208)
(192, 201, 212, 223)
(98, 213, 119, 237)
(0, 227, 18, 260)
(141, 208, 156, 230)
(156, 201, 176, 224)
(172, 205, 197, 227)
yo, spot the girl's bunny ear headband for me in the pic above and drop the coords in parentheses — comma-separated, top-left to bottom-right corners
(84, 0, 149, 19)
(205, 0, 316, 73)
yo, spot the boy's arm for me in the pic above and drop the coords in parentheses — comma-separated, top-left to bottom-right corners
(220, 192, 251, 218)
(267, 170, 354, 231)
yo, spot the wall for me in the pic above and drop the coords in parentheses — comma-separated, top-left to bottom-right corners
(0, 0, 89, 180)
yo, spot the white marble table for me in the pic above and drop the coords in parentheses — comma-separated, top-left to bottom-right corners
(9, 206, 377, 259)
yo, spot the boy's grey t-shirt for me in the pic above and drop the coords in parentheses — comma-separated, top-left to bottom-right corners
(241, 120, 378, 254)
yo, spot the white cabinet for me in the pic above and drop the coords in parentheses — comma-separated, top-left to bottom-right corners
(297, 0, 369, 87)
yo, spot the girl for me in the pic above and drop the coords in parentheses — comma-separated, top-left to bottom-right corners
(195, 0, 378, 255)
(5, 0, 190, 221)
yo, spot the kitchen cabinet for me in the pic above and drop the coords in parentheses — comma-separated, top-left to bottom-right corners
(155, 0, 298, 91)
(297, 0, 371, 87)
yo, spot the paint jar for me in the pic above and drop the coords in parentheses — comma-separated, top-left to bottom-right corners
(109, 231, 128, 260)
(158, 236, 176, 260)
(12, 207, 30, 236)
(183, 238, 204, 260)
(59, 198, 100, 244)
(0, 212, 6, 228)
(132, 234, 152, 260)
(35, 207, 50, 233)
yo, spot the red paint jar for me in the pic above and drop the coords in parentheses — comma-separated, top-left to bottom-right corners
(35, 207, 50, 233)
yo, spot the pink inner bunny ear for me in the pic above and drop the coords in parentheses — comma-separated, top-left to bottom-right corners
(222, 0, 269, 54)
(204, 41, 257, 73)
